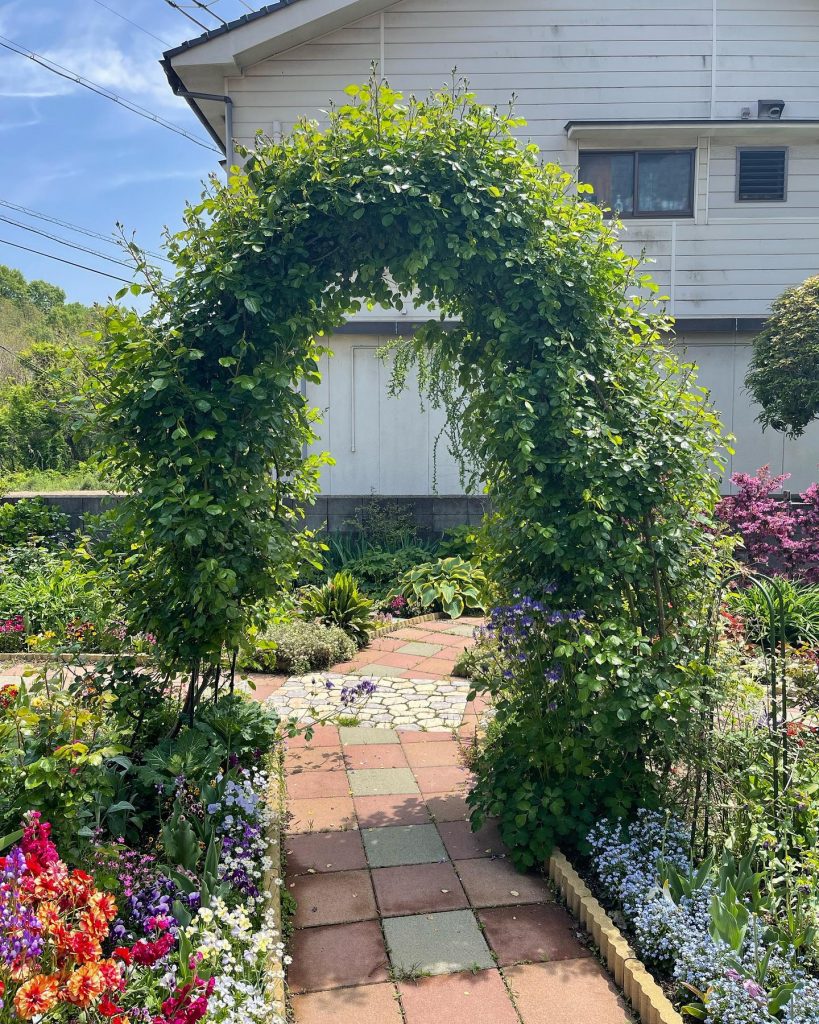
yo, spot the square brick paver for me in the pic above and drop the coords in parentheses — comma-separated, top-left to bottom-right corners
(403, 741, 463, 768)
(398, 969, 519, 1024)
(344, 744, 409, 770)
(426, 794, 471, 821)
(354, 795, 432, 828)
(285, 748, 344, 773)
(288, 920, 389, 993)
(291, 983, 402, 1024)
(454, 858, 553, 907)
(382, 910, 494, 976)
(355, 663, 408, 677)
(412, 766, 472, 796)
(504, 960, 631, 1024)
(362, 824, 447, 868)
(349, 768, 420, 797)
(397, 642, 444, 656)
(477, 904, 590, 966)
(285, 831, 367, 875)
(286, 770, 350, 800)
(437, 819, 506, 860)
(339, 727, 400, 745)
(290, 869, 378, 928)
(288, 797, 357, 834)
(372, 862, 468, 917)
(398, 730, 454, 744)
(286, 725, 341, 749)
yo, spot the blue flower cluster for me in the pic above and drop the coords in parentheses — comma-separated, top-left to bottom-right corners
(483, 592, 585, 687)
(587, 811, 819, 1023)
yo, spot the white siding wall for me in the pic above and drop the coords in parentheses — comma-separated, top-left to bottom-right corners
(676, 334, 819, 493)
(305, 335, 466, 494)
(222, 0, 819, 493)
(228, 0, 819, 321)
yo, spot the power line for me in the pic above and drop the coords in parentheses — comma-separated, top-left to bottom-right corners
(0, 34, 220, 153)
(90, 0, 172, 46)
(0, 237, 132, 284)
(0, 199, 171, 264)
(185, 0, 229, 27)
(0, 214, 139, 271)
(161, 0, 211, 31)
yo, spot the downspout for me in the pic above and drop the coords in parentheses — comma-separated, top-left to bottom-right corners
(161, 61, 234, 175)
(175, 86, 234, 174)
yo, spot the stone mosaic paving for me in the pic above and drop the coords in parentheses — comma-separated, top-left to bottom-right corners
(261, 616, 482, 730)
(265, 672, 471, 730)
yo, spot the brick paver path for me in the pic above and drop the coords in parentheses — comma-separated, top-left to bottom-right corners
(284, 725, 632, 1024)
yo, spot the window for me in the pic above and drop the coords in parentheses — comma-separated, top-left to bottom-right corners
(578, 149, 695, 217)
(736, 147, 788, 201)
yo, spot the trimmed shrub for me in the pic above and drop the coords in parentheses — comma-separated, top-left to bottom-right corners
(245, 621, 356, 675)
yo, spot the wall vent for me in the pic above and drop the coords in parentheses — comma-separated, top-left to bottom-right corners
(736, 148, 788, 201)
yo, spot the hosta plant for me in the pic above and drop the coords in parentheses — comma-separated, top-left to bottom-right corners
(395, 557, 487, 619)
(300, 571, 373, 646)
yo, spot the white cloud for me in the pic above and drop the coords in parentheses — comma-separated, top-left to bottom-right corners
(102, 167, 212, 189)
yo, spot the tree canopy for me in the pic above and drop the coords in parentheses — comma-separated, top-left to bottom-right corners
(745, 275, 819, 438)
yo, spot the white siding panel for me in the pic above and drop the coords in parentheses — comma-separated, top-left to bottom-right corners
(228, 0, 819, 321)
(305, 335, 465, 494)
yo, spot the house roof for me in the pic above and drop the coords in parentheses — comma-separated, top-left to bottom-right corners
(161, 0, 387, 151)
(162, 1, 303, 60)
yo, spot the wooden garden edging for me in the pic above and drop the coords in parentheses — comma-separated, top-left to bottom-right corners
(547, 850, 684, 1024)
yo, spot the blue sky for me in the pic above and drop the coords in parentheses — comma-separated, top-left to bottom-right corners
(0, 0, 244, 306)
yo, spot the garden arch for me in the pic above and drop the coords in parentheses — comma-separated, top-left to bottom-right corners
(97, 80, 725, 677)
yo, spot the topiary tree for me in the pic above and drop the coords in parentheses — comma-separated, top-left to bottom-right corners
(745, 275, 819, 438)
(89, 80, 727, 849)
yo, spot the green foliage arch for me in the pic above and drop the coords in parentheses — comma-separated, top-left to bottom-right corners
(93, 82, 727, 849)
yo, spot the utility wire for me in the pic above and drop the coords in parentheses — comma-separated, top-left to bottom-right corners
(0, 214, 139, 271)
(0, 34, 220, 152)
(185, 0, 229, 27)
(0, 199, 171, 264)
(161, 0, 210, 31)
(90, 0, 171, 46)
(0, 237, 132, 284)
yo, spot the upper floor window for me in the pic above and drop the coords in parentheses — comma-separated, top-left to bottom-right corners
(736, 147, 788, 202)
(578, 149, 695, 218)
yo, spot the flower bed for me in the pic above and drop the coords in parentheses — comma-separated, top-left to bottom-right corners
(0, 666, 288, 1023)
(582, 811, 819, 1024)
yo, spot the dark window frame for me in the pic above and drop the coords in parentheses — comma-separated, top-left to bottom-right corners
(735, 146, 789, 203)
(578, 148, 696, 219)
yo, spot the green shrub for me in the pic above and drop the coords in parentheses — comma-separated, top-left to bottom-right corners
(0, 497, 70, 548)
(342, 545, 436, 600)
(727, 579, 819, 649)
(437, 524, 481, 561)
(0, 544, 122, 636)
(395, 556, 487, 619)
(300, 571, 373, 645)
(244, 621, 356, 675)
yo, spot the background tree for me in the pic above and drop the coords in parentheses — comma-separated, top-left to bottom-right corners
(745, 275, 819, 438)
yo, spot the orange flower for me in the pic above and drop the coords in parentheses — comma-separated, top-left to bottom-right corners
(88, 891, 118, 921)
(64, 962, 107, 1007)
(13, 974, 60, 1019)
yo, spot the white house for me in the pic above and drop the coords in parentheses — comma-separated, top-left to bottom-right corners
(162, 0, 819, 525)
